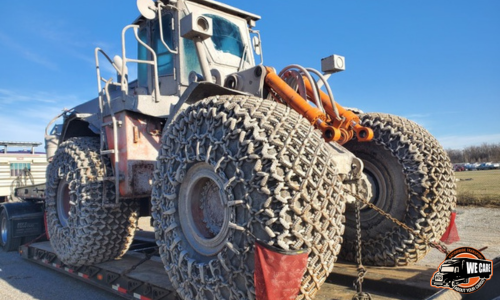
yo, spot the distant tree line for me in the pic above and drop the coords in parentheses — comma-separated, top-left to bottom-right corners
(446, 143, 500, 163)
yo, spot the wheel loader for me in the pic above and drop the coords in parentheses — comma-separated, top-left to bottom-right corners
(43, 0, 457, 299)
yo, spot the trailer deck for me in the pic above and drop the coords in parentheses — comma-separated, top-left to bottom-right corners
(21, 240, 177, 300)
(20, 235, 462, 300)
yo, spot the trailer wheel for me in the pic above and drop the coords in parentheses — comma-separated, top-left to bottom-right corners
(152, 95, 346, 300)
(342, 113, 456, 266)
(45, 137, 139, 266)
(0, 209, 21, 252)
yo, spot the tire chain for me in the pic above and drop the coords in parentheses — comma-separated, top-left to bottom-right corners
(46, 137, 139, 266)
(343, 113, 456, 266)
(348, 190, 449, 255)
(152, 95, 346, 300)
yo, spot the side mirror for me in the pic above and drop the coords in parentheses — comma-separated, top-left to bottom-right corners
(252, 35, 261, 56)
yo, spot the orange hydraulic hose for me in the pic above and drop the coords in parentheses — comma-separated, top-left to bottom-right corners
(264, 67, 340, 142)
(303, 78, 374, 143)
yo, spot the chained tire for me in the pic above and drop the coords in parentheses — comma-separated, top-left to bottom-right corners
(341, 113, 456, 266)
(152, 95, 346, 300)
(45, 137, 139, 266)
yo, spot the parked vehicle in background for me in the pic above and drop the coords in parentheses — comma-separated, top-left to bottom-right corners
(453, 164, 465, 172)
(478, 162, 500, 170)
(464, 163, 478, 171)
(478, 163, 489, 170)
(0, 142, 47, 203)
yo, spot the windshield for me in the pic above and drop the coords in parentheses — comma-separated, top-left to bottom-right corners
(181, 1, 255, 77)
(201, 13, 250, 67)
(205, 14, 244, 58)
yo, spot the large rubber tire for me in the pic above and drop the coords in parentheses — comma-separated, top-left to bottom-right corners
(341, 113, 456, 266)
(45, 137, 139, 266)
(0, 209, 21, 252)
(152, 95, 346, 300)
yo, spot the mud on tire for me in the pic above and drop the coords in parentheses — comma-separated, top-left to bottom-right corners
(46, 137, 139, 266)
(152, 95, 346, 300)
(342, 113, 456, 266)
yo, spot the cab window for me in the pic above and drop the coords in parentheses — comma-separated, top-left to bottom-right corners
(152, 14, 175, 76)
(137, 27, 149, 88)
(181, 38, 202, 82)
(205, 14, 244, 58)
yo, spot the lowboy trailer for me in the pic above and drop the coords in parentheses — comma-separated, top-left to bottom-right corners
(18, 237, 465, 300)
(4, 186, 498, 299)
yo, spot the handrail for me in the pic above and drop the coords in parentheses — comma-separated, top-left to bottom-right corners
(93, 24, 162, 206)
(104, 78, 121, 205)
(121, 25, 161, 102)
(158, 2, 178, 55)
(94, 48, 122, 206)
(44, 109, 71, 138)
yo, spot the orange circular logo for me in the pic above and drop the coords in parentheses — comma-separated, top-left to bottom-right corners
(430, 247, 493, 293)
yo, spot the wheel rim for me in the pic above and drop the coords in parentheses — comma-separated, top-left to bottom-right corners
(345, 155, 402, 232)
(1, 214, 7, 246)
(56, 179, 71, 228)
(364, 160, 388, 206)
(358, 160, 390, 221)
(178, 163, 230, 257)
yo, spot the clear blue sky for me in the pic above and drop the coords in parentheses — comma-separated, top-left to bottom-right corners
(1, 0, 499, 150)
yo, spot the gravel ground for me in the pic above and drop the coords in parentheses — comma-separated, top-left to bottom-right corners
(0, 251, 124, 300)
(416, 206, 500, 268)
(0, 206, 498, 300)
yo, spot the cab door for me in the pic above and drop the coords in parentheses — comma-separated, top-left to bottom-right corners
(153, 12, 178, 95)
(137, 11, 179, 97)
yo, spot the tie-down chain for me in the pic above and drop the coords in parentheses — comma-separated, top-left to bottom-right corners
(346, 188, 450, 300)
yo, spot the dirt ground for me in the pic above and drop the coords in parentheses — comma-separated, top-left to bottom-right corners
(416, 206, 500, 267)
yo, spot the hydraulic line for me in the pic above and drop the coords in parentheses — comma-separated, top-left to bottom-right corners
(279, 65, 325, 115)
(264, 66, 373, 144)
(303, 78, 373, 143)
(265, 67, 340, 142)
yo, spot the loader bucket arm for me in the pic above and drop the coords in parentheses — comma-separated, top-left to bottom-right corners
(264, 67, 373, 144)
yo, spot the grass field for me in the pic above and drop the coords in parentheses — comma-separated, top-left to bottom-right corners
(454, 169, 500, 207)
